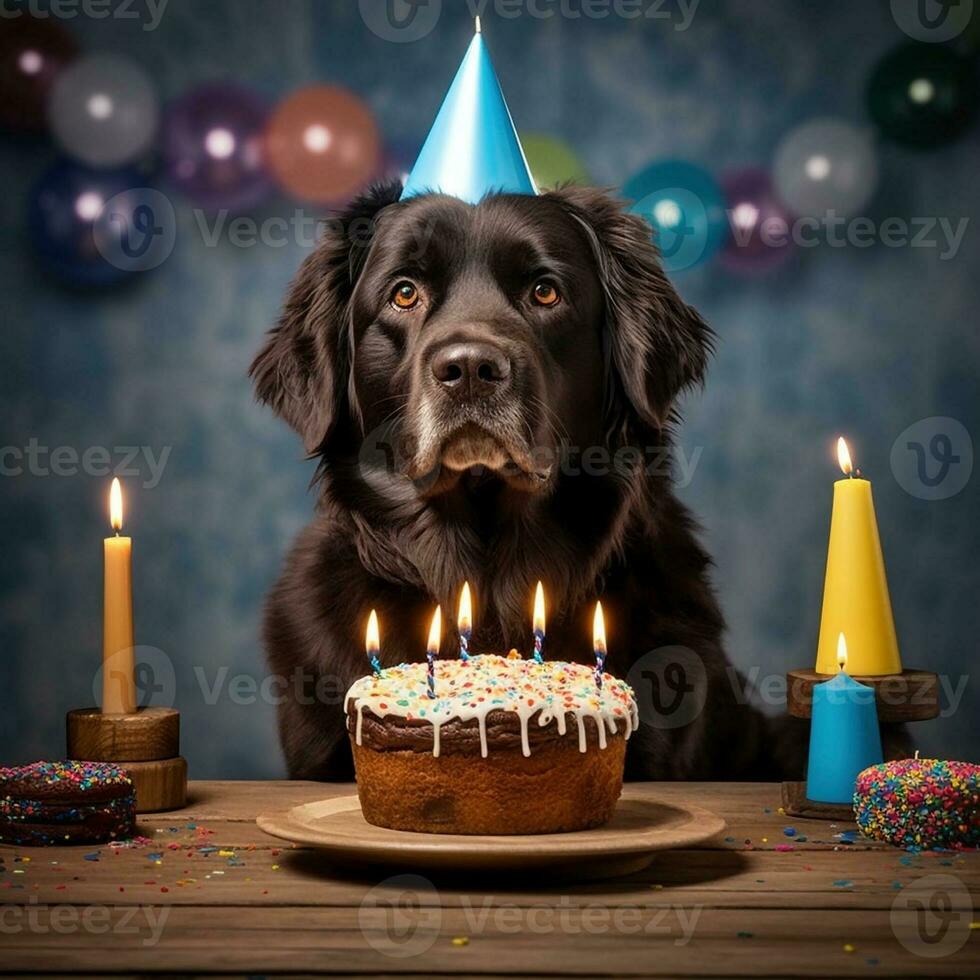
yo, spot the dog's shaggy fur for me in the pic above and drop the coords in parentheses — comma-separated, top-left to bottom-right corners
(251, 181, 804, 781)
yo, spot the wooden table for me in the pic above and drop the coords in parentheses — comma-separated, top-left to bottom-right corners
(2, 781, 977, 977)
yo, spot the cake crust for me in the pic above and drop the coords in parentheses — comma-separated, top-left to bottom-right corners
(353, 733, 627, 835)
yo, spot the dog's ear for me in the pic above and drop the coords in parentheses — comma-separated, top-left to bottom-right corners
(250, 181, 402, 454)
(550, 186, 714, 431)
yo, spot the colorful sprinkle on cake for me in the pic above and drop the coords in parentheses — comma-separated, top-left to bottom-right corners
(854, 758, 980, 851)
(0, 761, 136, 846)
(346, 654, 638, 759)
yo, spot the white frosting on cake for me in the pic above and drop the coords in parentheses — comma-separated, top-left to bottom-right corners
(345, 654, 639, 759)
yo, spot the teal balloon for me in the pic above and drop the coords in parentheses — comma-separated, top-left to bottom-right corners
(868, 43, 978, 149)
(623, 161, 727, 272)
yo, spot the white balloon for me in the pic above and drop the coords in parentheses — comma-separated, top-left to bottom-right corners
(773, 118, 879, 219)
(48, 54, 159, 168)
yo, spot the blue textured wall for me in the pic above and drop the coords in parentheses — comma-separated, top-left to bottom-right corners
(1, 0, 978, 776)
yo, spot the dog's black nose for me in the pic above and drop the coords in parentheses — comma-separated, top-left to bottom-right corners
(431, 342, 512, 395)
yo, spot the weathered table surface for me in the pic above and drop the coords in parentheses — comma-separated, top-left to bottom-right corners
(1, 780, 977, 977)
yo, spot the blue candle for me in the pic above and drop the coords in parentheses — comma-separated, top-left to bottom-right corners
(806, 633, 883, 803)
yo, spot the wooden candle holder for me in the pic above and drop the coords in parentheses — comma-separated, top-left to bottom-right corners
(66, 707, 187, 813)
(781, 667, 940, 821)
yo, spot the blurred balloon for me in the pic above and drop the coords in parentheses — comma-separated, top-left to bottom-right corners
(623, 160, 727, 272)
(867, 43, 978, 149)
(162, 83, 272, 213)
(29, 161, 176, 287)
(719, 168, 796, 274)
(0, 16, 78, 134)
(378, 139, 422, 186)
(773, 118, 878, 218)
(48, 54, 159, 168)
(265, 85, 381, 203)
(520, 132, 590, 190)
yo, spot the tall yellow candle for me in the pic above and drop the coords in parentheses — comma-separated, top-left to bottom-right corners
(815, 438, 902, 676)
(103, 477, 136, 714)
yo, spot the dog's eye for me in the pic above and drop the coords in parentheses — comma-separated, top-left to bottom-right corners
(391, 281, 420, 310)
(532, 281, 560, 307)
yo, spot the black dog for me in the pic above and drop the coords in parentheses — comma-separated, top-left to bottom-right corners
(251, 181, 799, 781)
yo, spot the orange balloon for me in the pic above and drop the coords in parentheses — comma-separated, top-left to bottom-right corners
(265, 85, 381, 204)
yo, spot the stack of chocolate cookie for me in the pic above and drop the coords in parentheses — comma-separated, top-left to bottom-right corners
(0, 760, 136, 846)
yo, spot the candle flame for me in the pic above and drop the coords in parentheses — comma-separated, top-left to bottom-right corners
(593, 601, 606, 655)
(837, 632, 848, 672)
(109, 477, 124, 531)
(837, 437, 853, 476)
(533, 581, 545, 636)
(427, 605, 442, 655)
(366, 609, 380, 655)
(458, 582, 472, 634)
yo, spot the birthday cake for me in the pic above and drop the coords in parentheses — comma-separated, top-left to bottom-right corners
(345, 654, 638, 835)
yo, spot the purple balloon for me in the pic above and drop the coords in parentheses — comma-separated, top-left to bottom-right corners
(378, 139, 422, 185)
(719, 169, 796, 273)
(162, 83, 272, 213)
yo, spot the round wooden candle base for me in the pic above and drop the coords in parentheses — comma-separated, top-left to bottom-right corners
(786, 668, 939, 722)
(122, 756, 188, 813)
(67, 706, 179, 761)
(66, 707, 187, 813)
(780, 781, 855, 822)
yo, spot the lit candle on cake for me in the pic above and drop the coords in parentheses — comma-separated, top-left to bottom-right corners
(532, 581, 545, 663)
(815, 438, 901, 676)
(366, 609, 381, 676)
(457, 583, 472, 662)
(806, 633, 883, 804)
(426, 605, 441, 699)
(593, 601, 607, 690)
(103, 478, 136, 715)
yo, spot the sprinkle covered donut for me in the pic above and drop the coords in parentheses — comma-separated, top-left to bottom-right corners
(854, 758, 980, 850)
(0, 760, 136, 846)
(346, 654, 639, 835)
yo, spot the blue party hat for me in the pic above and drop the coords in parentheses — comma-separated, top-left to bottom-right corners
(401, 19, 536, 203)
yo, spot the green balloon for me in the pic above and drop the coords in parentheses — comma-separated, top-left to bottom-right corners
(867, 43, 977, 149)
(521, 133, 591, 190)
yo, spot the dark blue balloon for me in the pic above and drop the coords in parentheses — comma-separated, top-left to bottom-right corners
(29, 161, 176, 287)
(623, 160, 728, 272)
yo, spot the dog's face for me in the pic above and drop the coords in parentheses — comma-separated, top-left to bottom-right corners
(252, 183, 711, 498)
(348, 193, 607, 492)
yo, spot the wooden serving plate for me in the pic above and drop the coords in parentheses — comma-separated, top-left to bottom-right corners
(257, 791, 725, 880)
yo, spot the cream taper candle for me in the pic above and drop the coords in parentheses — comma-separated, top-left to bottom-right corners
(103, 477, 136, 714)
